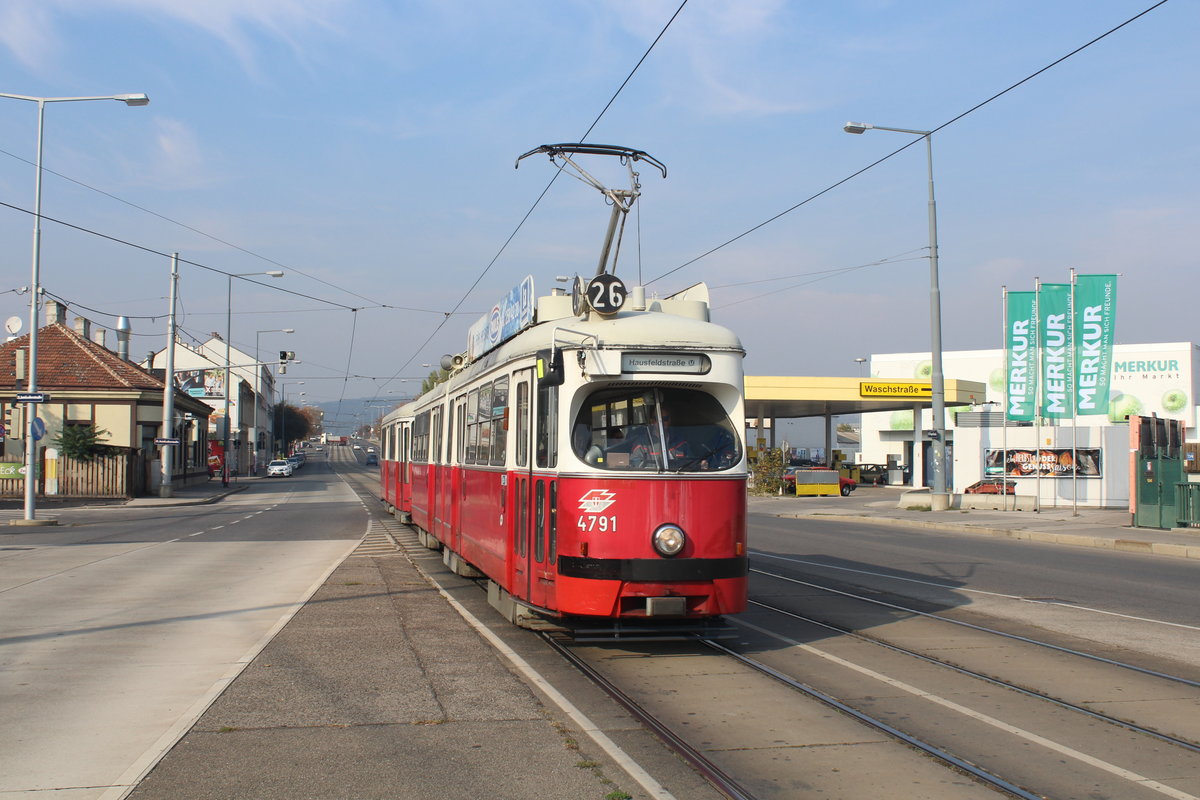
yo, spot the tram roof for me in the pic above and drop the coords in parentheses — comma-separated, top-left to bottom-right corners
(744, 375, 988, 421)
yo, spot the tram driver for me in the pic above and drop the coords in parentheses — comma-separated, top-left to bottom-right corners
(574, 388, 741, 472)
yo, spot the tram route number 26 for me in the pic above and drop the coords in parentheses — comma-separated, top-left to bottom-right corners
(587, 274, 627, 315)
(579, 515, 618, 533)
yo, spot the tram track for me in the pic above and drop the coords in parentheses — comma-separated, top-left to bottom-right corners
(728, 560, 1200, 799)
(344, 458, 1200, 798)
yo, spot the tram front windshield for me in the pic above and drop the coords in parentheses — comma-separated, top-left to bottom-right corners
(572, 387, 741, 472)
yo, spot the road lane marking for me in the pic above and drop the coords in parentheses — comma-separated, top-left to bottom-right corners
(736, 617, 1200, 800)
(751, 551, 1200, 632)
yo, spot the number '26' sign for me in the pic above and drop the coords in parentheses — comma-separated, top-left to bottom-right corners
(587, 274, 627, 315)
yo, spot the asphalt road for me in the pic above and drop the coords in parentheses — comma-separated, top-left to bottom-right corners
(0, 453, 363, 799)
(749, 510, 1200, 672)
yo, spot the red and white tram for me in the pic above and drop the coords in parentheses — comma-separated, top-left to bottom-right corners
(378, 145, 747, 634)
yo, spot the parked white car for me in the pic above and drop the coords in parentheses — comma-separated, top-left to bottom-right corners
(267, 459, 294, 477)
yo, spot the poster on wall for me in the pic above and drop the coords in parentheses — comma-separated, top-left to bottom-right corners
(176, 368, 226, 398)
(984, 448, 1102, 478)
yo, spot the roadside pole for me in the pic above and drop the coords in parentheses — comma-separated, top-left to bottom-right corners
(159, 253, 179, 497)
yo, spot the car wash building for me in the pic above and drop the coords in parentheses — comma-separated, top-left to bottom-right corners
(858, 342, 1200, 508)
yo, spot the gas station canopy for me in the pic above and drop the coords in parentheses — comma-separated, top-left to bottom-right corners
(744, 376, 989, 421)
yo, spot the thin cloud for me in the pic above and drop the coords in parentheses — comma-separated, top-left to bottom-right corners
(0, 0, 349, 75)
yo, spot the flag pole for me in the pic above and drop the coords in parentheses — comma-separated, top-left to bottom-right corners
(1033, 277, 1042, 513)
(1070, 268, 1079, 516)
(1001, 285, 1010, 511)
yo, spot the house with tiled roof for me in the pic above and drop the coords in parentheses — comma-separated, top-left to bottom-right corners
(1, 301, 213, 498)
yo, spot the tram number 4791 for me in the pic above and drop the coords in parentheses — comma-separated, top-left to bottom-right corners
(580, 515, 618, 533)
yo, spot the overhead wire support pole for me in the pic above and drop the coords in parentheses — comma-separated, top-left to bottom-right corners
(160, 253, 179, 497)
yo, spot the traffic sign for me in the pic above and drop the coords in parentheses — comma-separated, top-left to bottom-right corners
(30, 417, 45, 441)
(154, 437, 180, 446)
(16, 392, 49, 403)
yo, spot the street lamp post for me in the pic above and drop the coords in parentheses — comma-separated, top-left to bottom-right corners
(253, 328, 293, 475)
(854, 357, 868, 376)
(0, 91, 150, 523)
(844, 121, 948, 509)
(222, 271, 283, 487)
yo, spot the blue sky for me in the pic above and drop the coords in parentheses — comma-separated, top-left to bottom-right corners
(0, 0, 1194, 435)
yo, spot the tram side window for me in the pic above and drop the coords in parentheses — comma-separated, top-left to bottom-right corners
(465, 389, 479, 463)
(491, 377, 509, 466)
(536, 384, 558, 469)
(477, 382, 493, 465)
(456, 400, 466, 463)
(413, 411, 430, 463)
(516, 382, 529, 467)
(431, 407, 443, 464)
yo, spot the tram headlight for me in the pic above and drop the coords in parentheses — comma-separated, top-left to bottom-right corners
(652, 524, 686, 557)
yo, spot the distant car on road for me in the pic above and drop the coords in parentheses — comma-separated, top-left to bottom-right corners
(352, 444, 361, 450)
(364, 453, 378, 466)
(286, 455, 303, 470)
(963, 478, 1016, 495)
(855, 463, 889, 485)
(267, 459, 293, 477)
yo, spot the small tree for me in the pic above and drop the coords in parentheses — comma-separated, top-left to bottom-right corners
(53, 424, 119, 461)
(750, 447, 787, 495)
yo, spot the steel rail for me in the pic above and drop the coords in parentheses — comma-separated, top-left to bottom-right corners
(751, 565, 1200, 689)
(698, 638, 1043, 800)
(750, 597, 1200, 754)
(541, 634, 760, 800)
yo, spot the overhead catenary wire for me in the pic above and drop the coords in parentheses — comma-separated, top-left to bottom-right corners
(647, 0, 1171, 289)
(369, 0, 691, 402)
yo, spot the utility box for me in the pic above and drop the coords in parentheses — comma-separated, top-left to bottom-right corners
(792, 469, 839, 496)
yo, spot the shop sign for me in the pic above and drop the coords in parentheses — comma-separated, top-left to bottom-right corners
(859, 381, 931, 398)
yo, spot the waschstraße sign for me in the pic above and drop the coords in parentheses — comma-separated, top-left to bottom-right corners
(860, 381, 932, 398)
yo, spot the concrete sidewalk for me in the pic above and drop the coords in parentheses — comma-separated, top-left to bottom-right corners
(124, 518, 712, 800)
(750, 487, 1200, 561)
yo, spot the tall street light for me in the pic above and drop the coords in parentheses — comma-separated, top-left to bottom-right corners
(222, 271, 283, 486)
(844, 121, 948, 508)
(253, 328, 294, 474)
(0, 91, 150, 523)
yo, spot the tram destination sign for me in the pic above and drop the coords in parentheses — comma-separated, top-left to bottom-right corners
(859, 381, 932, 399)
(621, 352, 711, 374)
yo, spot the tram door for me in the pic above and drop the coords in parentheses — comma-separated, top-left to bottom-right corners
(511, 372, 537, 603)
(430, 406, 450, 544)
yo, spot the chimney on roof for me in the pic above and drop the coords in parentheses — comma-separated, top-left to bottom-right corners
(116, 316, 131, 361)
(46, 300, 68, 325)
(211, 331, 223, 341)
(94, 328, 107, 348)
(74, 316, 91, 340)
